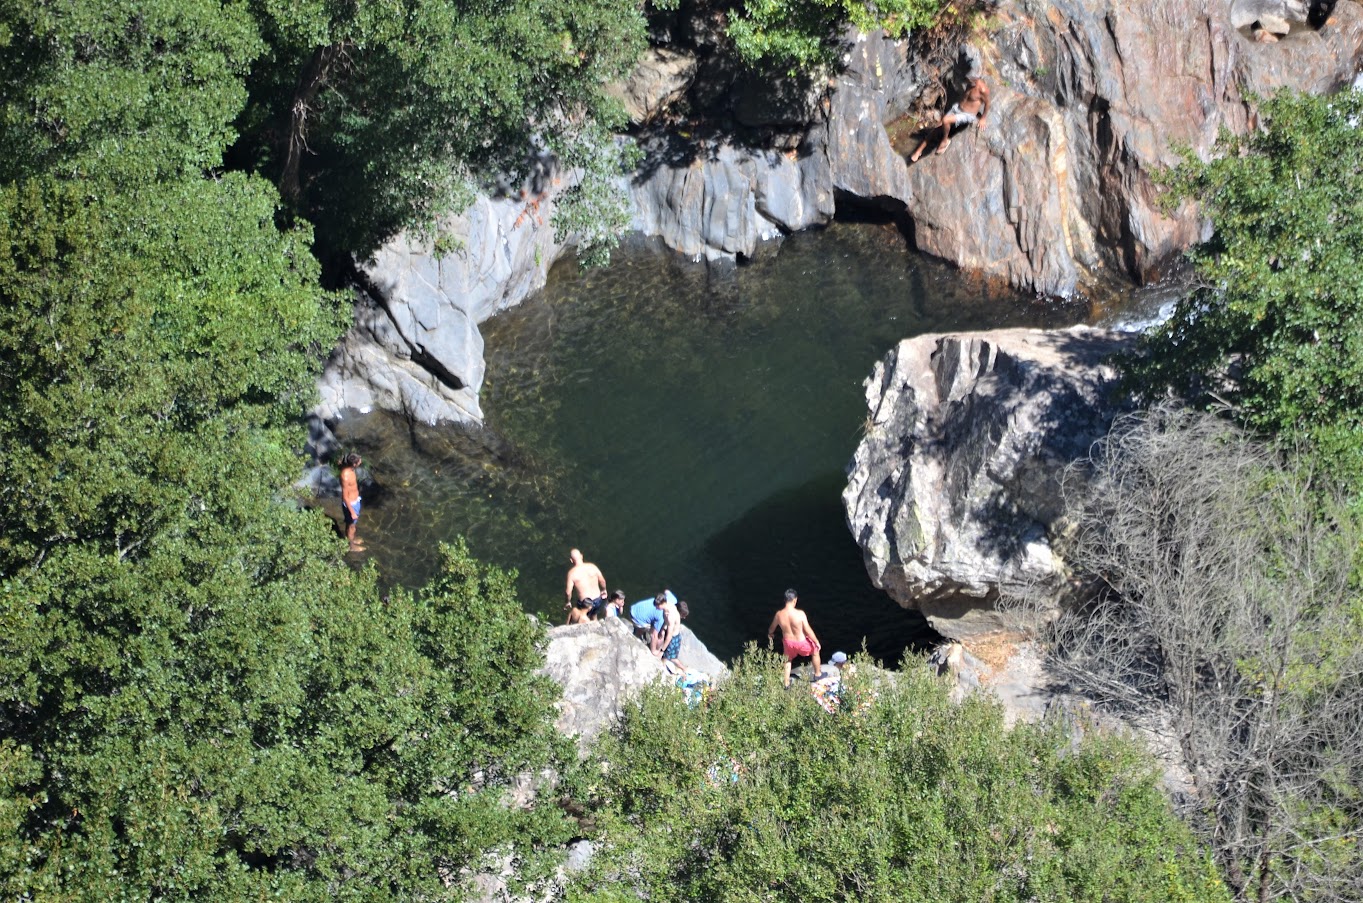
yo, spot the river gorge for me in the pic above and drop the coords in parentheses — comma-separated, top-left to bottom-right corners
(311, 0, 1363, 665)
(328, 219, 1174, 664)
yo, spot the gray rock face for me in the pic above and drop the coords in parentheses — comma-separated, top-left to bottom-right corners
(628, 139, 834, 260)
(905, 0, 1363, 296)
(316, 189, 569, 427)
(632, 0, 1363, 292)
(540, 619, 726, 748)
(842, 326, 1135, 640)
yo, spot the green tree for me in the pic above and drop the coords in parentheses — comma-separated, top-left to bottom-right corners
(712, 0, 949, 71)
(565, 651, 1229, 902)
(0, 177, 573, 896)
(237, 0, 648, 254)
(1136, 89, 1363, 494)
(0, 0, 261, 184)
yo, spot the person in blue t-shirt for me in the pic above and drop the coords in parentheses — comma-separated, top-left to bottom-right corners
(630, 590, 676, 657)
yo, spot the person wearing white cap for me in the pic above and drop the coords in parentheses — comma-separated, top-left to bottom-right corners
(812, 650, 843, 682)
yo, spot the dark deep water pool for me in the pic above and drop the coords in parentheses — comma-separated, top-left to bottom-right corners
(337, 221, 1101, 665)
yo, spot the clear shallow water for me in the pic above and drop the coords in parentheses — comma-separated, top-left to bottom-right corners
(341, 222, 1093, 665)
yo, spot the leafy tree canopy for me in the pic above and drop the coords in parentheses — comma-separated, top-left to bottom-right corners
(0, 0, 260, 184)
(0, 174, 573, 896)
(565, 652, 1229, 902)
(237, 0, 648, 253)
(679, 0, 949, 71)
(1135, 89, 1363, 494)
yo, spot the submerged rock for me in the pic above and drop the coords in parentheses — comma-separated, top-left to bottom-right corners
(843, 326, 1135, 640)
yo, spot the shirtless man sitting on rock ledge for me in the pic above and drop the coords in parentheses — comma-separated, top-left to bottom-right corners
(911, 76, 990, 162)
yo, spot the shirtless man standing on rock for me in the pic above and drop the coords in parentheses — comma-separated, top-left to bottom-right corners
(767, 589, 822, 688)
(565, 548, 607, 614)
(910, 75, 989, 162)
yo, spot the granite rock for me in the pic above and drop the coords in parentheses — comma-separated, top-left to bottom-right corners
(540, 618, 727, 749)
(842, 326, 1135, 640)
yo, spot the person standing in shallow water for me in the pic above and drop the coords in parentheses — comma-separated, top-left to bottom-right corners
(910, 76, 990, 162)
(767, 588, 822, 688)
(339, 453, 363, 552)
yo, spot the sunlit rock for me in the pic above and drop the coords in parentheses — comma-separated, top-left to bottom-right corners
(843, 326, 1134, 640)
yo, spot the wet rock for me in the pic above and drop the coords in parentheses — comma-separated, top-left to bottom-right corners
(842, 326, 1135, 640)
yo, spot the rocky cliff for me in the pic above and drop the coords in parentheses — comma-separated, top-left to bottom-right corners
(316, 190, 570, 427)
(318, 0, 1363, 430)
(628, 0, 1363, 293)
(842, 326, 1135, 640)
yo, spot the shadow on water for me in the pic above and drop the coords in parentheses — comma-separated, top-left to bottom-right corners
(705, 471, 942, 667)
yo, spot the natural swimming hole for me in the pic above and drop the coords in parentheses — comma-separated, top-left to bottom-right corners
(337, 220, 1111, 665)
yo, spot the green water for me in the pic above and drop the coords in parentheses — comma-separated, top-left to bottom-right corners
(341, 222, 1091, 664)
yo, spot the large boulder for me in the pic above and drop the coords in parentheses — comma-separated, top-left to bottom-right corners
(316, 187, 570, 428)
(540, 619, 727, 748)
(842, 326, 1135, 640)
(607, 47, 699, 125)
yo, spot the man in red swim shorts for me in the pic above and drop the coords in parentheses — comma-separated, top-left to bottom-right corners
(767, 588, 822, 688)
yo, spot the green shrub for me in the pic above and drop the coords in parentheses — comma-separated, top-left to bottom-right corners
(564, 650, 1229, 902)
(1137, 89, 1363, 497)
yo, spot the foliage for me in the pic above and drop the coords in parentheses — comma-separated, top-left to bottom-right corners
(1038, 406, 1363, 902)
(236, 0, 648, 255)
(725, 0, 947, 71)
(564, 650, 1229, 902)
(0, 175, 574, 896)
(1135, 89, 1363, 495)
(0, 0, 260, 184)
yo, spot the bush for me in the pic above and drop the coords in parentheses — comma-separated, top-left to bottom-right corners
(1040, 406, 1363, 902)
(563, 650, 1229, 902)
(1136, 89, 1363, 497)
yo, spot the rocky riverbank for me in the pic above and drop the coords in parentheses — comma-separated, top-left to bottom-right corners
(316, 0, 1363, 432)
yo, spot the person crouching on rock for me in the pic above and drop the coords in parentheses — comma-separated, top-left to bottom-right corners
(630, 591, 675, 658)
(910, 76, 990, 162)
